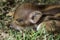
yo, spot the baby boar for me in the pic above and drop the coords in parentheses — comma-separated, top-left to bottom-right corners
(10, 3, 60, 32)
(42, 5, 60, 15)
(13, 3, 44, 26)
(37, 20, 60, 33)
(43, 13, 60, 21)
(10, 3, 43, 31)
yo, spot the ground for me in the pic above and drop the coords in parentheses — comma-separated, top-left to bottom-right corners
(0, 0, 60, 40)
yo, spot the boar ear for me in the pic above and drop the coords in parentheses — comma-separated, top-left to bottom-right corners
(29, 11, 42, 24)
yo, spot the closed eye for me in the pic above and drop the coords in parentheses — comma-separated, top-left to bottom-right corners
(16, 18, 23, 22)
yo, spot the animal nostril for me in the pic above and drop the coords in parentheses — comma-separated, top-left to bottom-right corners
(16, 18, 23, 22)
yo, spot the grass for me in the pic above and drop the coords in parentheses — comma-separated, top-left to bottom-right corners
(0, 24, 59, 40)
(0, 0, 60, 40)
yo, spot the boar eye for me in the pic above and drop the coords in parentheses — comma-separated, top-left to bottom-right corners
(16, 18, 23, 22)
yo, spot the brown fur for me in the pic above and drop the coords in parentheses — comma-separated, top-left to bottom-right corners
(10, 3, 60, 32)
